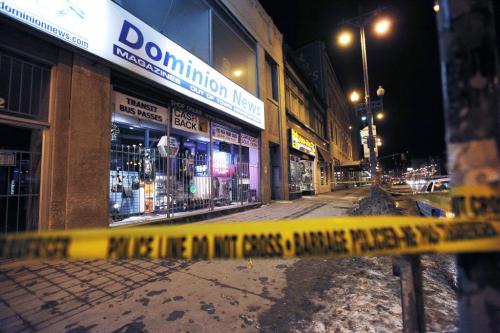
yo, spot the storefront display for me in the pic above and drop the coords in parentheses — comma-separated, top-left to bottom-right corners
(289, 155, 314, 193)
(212, 124, 239, 205)
(289, 129, 316, 196)
(109, 90, 260, 222)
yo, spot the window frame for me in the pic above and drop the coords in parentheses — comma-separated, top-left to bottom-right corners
(209, 3, 258, 96)
(265, 54, 279, 102)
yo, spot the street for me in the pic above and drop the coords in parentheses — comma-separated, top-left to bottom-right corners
(0, 0, 498, 331)
(0, 188, 457, 333)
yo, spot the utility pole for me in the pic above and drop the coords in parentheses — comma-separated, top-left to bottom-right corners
(359, 24, 377, 181)
(436, 0, 500, 331)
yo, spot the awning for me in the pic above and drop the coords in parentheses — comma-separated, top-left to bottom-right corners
(340, 160, 362, 167)
(317, 146, 330, 161)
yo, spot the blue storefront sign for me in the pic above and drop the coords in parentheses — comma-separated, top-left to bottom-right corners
(0, 0, 265, 129)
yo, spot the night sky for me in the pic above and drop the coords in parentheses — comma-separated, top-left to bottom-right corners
(259, 0, 445, 161)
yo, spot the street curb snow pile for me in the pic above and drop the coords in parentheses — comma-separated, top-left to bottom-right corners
(351, 185, 399, 216)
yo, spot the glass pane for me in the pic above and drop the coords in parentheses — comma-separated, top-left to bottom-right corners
(0, 53, 50, 121)
(8, 59, 22, 112)
(20, 63, 33, 115)
(115, 0, 210, 63)
(212, 15, 257, 95)
(0, 56, 10, 110)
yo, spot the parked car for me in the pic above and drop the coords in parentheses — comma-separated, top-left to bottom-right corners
(420, 177, 450, 193)
(414, 177, 453, 217)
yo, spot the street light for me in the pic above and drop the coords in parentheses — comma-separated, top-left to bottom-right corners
(376, 85, 385, 120)
(337, 30, 353, 46)
(336, 12, 392, 181)
(374, 18, 392, 35)
(377, 85, 385, 97)
(433, 0, 440, 13)
(350, 90, 361, 103)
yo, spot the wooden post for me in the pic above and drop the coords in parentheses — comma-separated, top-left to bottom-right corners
(398, 255, 426, 333)
(436, 0, 500, 331)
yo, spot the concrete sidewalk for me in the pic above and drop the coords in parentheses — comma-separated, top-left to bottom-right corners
(0, 188, 367, 333)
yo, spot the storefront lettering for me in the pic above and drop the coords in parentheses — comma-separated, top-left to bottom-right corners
(0, 152, 15, 166)
(0, 0, 265, 128)
(114, 91, 168, 125)
(126, 98, 158, 112)
(173, 110, 198, 131)
(241, 134, 259, 149)
(212, 124, 239, 144)
(119, 20, 229, 100)
(291, 129, 315, 156)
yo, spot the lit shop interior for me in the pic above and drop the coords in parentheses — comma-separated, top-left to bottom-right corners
(288, 129, 316, 198)
(109, 90, 260, 222)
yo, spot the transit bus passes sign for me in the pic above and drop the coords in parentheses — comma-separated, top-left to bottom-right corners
(1, 216, 498, 260)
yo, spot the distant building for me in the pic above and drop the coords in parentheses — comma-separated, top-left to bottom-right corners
(293, 41, 362, 190)
(284, 46, 329, 199)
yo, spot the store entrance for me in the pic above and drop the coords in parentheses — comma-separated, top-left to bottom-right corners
(0, 123, 42, 232)
(212, 140, 240, 206)
(270, 144, 281, 200)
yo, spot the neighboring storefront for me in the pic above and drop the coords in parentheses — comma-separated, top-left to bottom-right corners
(284, 48, 332, 200)
(288, 128, 316, 198)
(316, 146, 331, 194)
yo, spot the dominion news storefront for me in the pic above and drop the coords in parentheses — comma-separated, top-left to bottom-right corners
(109, 82, 261, 224)
(0, 0, 265, 230)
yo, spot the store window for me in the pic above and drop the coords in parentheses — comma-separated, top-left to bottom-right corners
(212, 15, 257, 95)
(0, 52, 48, 233)
(211, 124, 259, 205)
(310, 106, 325, 138)
(0, 52, 50, 121)
(319, 161, 329, 186)
(289, 154, 314, 193)
(265, 55, 279, 101)
(114, 0, 210, 63)
(285, 76, 308, 125)
(109, 90, 260, 223)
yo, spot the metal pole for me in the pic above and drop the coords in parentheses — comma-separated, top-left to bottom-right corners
(209, 122, 214, 211)
(239, 134, 243, 206)
(436, 1, 500, 331)
(360, 24, 377, 180)
(166, 103, 171, 219)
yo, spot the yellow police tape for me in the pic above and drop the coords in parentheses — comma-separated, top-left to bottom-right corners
(0, 216, 499, 261)
(452, 185, 500, 219)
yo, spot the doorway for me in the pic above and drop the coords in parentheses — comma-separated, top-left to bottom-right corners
(0, 123, 42, 232)
(269, 144, 281, 200)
